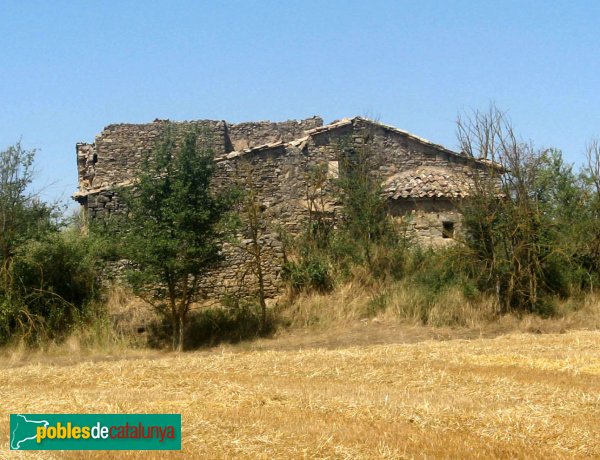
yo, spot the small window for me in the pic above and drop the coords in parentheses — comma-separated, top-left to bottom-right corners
(442, 221, 454, 239)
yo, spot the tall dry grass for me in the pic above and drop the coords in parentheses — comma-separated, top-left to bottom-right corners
(277, 274, 600, 336)
(0, 284, 155, 366)
(279, 278, 495, 329)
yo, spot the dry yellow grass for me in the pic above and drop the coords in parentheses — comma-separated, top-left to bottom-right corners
(1, 331, 599, 459)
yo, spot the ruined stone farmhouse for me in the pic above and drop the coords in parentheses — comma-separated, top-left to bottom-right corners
(73, 116, 494, 299)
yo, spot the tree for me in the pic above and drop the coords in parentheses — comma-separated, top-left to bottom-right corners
(0, 142, 34, 286)
(336, 136, 396, 269)
(338, 143, 388, 244)
(237, 162, 269, 332)
(117, 126, 236, 351)
(456, 105, 581, 312)
(0, 142, 95, 344)
(0, 142, 58, 288)
(571, 139, 600, 285)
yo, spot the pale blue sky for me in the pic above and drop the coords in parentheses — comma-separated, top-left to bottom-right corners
(1, 1, 599, 205)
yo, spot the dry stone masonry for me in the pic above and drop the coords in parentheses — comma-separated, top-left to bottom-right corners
(73, 116, 493, 299)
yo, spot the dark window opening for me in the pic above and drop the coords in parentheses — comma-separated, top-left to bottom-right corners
(92, 153, 98, 164)
(442, 221, 454, 239)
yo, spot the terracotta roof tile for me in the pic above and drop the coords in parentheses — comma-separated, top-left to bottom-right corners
(383, 167, 474, 199)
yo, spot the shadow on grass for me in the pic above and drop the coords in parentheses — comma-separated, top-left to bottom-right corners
(148, 300, 276, 350)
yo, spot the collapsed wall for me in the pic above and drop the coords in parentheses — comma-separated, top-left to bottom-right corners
(76, 116, 323, 192)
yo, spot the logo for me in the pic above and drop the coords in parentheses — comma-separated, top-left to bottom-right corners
(10, 414, 181, 451)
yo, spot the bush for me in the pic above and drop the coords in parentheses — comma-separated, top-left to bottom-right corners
(282, 257, 333, 295)
(406, 247, 479, 300)
(0, 230, 105, 344)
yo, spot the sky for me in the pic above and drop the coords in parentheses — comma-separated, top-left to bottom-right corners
(1, 0, 600, 206)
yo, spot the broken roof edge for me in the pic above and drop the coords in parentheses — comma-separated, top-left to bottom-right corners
(73, 117, 505, 200)
(213, 118, 355, 162)
(72, 179, 135, 200)
(215, 116, 504, 171)
(99, 115, 323, 134)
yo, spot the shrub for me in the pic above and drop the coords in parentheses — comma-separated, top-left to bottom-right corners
(0, 230, 104, 344)
(282, 257, 333, 295)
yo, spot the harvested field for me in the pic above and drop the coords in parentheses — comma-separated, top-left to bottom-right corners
(1, 330, 599, 459)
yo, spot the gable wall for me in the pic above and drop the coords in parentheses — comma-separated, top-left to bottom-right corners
(351, 118, 489, 180)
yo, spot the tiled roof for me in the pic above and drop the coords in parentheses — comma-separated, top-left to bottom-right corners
(383, 167, 474, 199)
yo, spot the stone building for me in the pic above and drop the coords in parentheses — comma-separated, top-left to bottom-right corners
(73, 116, 494, 299)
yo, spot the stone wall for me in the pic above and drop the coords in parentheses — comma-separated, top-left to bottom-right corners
(351, 118, 489, 180)
(82, 189, 125, 219)
(78, 117, 323, 192)
(388, 199, 464, 246)
(226, 116, 323, 151)
(202, 121, 488, 298)
(76, 143, 97, 190)
(75, 116, 492, 300)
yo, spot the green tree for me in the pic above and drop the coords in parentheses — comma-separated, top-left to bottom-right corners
(0, 141, 58, 299)
(578, 139, 600, 283)
(4, 229, 103, 344)
(117, 125, 236, 351)
(457, 105, 582, 312)
(338, 141, 389, 247)
(335, 137, 397, 271)
(0, 142, 54, 289)
(0, 141, 99, 344)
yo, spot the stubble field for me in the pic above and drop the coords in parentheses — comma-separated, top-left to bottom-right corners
(1, 330, 599, 459)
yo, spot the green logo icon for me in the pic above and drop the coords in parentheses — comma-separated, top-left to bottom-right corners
(10, 414, 181, 451)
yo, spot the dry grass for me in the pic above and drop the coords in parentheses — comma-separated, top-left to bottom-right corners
(1, 330, 599, 459)
(278, 279, 499, 330)
(279, 282, 374, 328)
(278, 280, 600, 334)
(104, 284, 159, 345)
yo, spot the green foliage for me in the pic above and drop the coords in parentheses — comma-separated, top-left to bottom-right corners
(282, 256, 333, 294)
(0, 142, 59, 286)
(0, 230, 104, 345)
(362, 239, 408, 281)
(283, 134, 409, 296)
(0, 141, 104, 345)
(12, 231, 100, 309)
(336, 140, 393, 250)
(456, 107, 600, 313)
(115, 124, 238, 350)
(407, 247, 479, 302)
